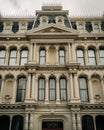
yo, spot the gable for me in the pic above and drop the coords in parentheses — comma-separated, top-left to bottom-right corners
(26, 23, 79, 34)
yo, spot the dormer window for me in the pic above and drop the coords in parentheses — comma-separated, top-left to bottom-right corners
(42, 19, 47, 24)
(40, 16, 49, 25)
(55, 16, 65, 25)
(58, 19, 62, 24)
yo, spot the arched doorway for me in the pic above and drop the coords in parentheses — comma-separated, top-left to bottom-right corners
(42, 121, 63, 130)
(96, 115, 104, 130)
(0, 115, 10, 130)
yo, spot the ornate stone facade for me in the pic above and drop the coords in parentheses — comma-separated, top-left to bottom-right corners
(0, 4, 104, 130)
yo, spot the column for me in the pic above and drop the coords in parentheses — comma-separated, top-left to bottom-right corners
(33, 43, 36, 63)
(29, 44, 33, 61)
(16, 49, 20, 65)
(77, 113, 82, 130)
(0, 78, 4, 102)
(9, 116, 12, 130)
(69, 73, 74, 100)
(31, 73, 35, 99)
(45, 77, 49, 103)
(68, 43, 71, 63)
(74, 73, 80, 100)
(67, 76, 70, 102)
(96, 48, 100, 65)
(46, 47, 49, 65)
(26, 73, 31, 99)
(29, 113, 33, 130)
(72, 113, 77, 130)
(88, 78, 94, 103)
(56, 47, 59, 65)
(34, 76, 38, 101)
(56, 78, 60, 103)
(93, 116, 96, 130)
(72, 43, 76, 62)
(24, 113, 29, 130)
(5, 49, 9, 65)
(12, 78, 17, 103)
(101, 77, 104, 101)
(85, 48, 88, 65)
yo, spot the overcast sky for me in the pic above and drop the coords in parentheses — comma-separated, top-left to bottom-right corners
(0, 0, 104, 16)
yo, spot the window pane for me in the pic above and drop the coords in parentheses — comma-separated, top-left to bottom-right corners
(60, 57, 64, 64)
(79, 78, 87, 89)
(9, 50, 17, 65)
(9, 59, 16, 65)
(100, 58, 104, 64)
(89, 58, 96, 65)
(40, 57, 45, 64)
(60, 78, 67, 100)
(61, 90, 66, 100)
(21, 50, 28, 57)
(21, 59, 27, 65)
(0, 59, 5, 65)
(0, 50, 5, 57)
(77, 58, 84, 65)
(88, 49, 95, 57)
(77, 50, 84, 57)
(80, 90, 88, 101)
(10, 50, 16, 57)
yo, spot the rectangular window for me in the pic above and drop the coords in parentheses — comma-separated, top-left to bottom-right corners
(77, 49, 84, 65)
(38, 78, 45, 100)
(49, 78, 56, 101)
(0, 49, 6, 65)
(59, 49, 65, 64)
(20, 50, 28, 65)
(9, 50, 17, 65)
(88, 49, 96, 65)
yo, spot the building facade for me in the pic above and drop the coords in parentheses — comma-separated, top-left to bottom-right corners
(0, 4, 104, 130)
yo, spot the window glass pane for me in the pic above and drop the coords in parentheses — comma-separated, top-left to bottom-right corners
(40, 57, 45, 64)
(40, 49, 45, 64)
(77, 50, 84, 57)
(79, 78, 87, 89)
(100, 58, 104, 64)
(0, 59, 5, 65)
(88, 49, 95, 57)
(21, 59, 27, 65)
(0, 50, 5, 57)
(60, 78, 67, 100)
(77, 58, 84, 65)
(59, 49, 65, 64)
(21, 50, 28, 57)
(9, 59, 16, 65)
(10, 50, 16, 57)
(60, 50, 64, 56)
(60, 57, 64, 64)
(89, 58, 96, 65)
(61, 90, 66, 100)
(40, 50, 45, 56)
(80, 90, 88, 101)
(100, 49, 104, 57)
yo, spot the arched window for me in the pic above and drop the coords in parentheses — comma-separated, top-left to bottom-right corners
(49, 77, 56, 101)
(58, 19, 62, 24)
(40, 49, 46, 64)
(59, 48, 65, 64)
(99, 48, 104, 65)
(96, 115, 104, 130)
(20, 49, 28, 65)
(60, 77, 67, 101)
(9, 49, 17, 65)
(77, 49, 85, 65)
(82, 115, 94, 130)
(11, 115, 24, 130)
(88, 48, 96, 65)
(79, 77, 89, 102)
(16, 77, 26, 102)
(42, 19, 47, 24)
(0, 48, 6, 65)
(38, 77, 45, 100)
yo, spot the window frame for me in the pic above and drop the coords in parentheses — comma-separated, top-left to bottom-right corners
(88, 48, 96, 65)
(60, 77, 67, 101)
(49, 77, 56, 101)
(59, 48, 65, 64)
(79, 77, 89, 102)
(38, 77, 45, 101)
(20, 49, 28, 65)
(76, 49, 85, 65)
(9, 49, 17, 66)
(16, 77, 26, 102)
(39, 48, 46, 64)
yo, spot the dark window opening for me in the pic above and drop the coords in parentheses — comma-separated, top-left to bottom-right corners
(12, 22, 19, 33)
(0, 115, 10, 130)
(71, 22, 77, 30)
(85, 22, 92, 33)
(0, 22, 3, 32)
(27, 22, 33, 30)
(96, 115, 104, 130)
(101, 21, 104, 31)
